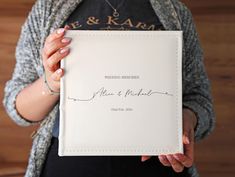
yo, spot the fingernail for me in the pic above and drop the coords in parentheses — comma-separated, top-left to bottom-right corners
(60, 47, 69, 54)
(173, 154, 181, 161)
(57, 28, 65, 34)
(57, 69, 62, 74)
(64, 25, 71, 30)
(61, 37, 72, 43)
(167, 155, 173, 161)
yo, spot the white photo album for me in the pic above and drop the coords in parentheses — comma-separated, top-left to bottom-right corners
(59, 30, 183, 156)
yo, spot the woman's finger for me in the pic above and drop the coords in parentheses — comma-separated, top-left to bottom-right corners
(43, 28, 65, 59)
(183, 138, 194, 167)
(166, 155, 184, 173)
(180, 108, 195, 168)
(64, 24, 71, 30)
(43, 37, 72, 59)
(173, 153, 193, 168)
(141, 156, 151, 162)
(182, 124, 194, 166)
(46, 28, 65, 44)
(171, 131, 194, 169)
(158, 155, 171, 167)
(46, 47, 70, 72)
(51, 68, 64, 82)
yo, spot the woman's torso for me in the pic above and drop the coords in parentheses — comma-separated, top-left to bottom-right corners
(45, 0, 189, 177)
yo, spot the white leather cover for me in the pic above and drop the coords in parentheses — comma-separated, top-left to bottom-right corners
(59, 30, 183, 156)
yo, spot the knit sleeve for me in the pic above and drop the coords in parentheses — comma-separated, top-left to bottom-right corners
(178, 4, 216, 142)
(2, 0, 45, 126)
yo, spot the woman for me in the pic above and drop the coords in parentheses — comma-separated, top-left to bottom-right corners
(3, 0, 215, 177)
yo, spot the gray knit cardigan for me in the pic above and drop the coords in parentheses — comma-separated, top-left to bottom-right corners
(3, 0, 215, 177)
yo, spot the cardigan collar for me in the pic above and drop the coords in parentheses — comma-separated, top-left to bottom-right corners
(149, 0, 181, 30)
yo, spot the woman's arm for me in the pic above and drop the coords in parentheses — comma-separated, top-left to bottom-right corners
(15, 76, 60, 122)
(3, 0, 44, 126)
(2, 0, 71, 126)
(155, 4, 215, 172)
(15, 28, 71, 122)
(179, 4, 216, 142)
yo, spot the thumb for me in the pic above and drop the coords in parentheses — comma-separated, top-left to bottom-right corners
(183, 127, 194, 145)
(183, 133, 190, 145)
(141, 156, 151, 162)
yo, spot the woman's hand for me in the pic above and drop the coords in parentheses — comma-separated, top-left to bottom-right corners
(141, 108, 197, 173)
(42, 27, 71, 92)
